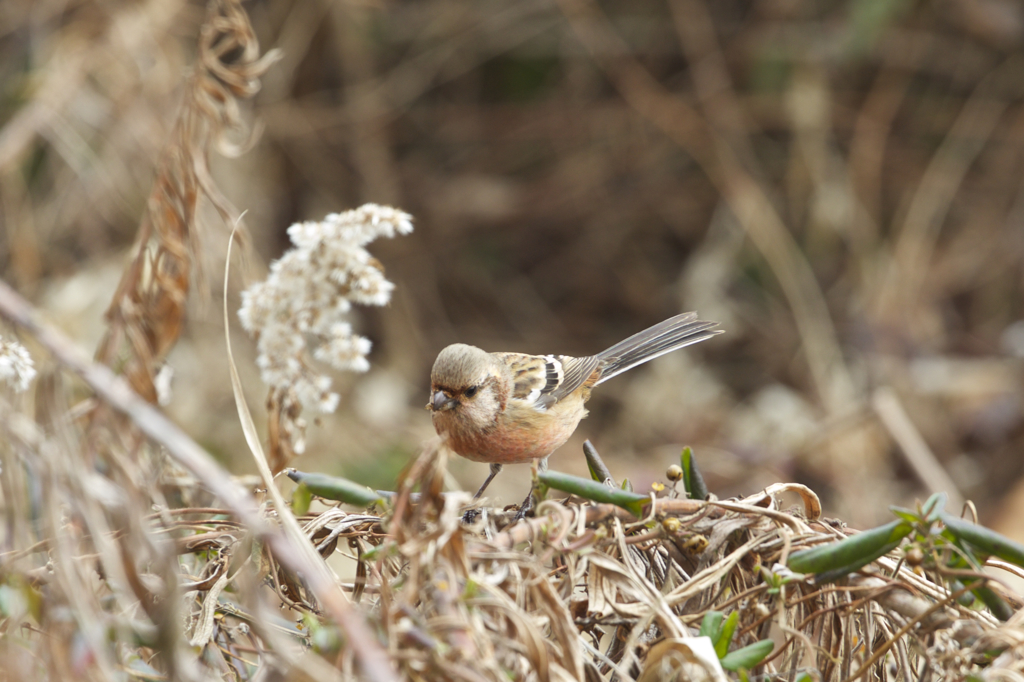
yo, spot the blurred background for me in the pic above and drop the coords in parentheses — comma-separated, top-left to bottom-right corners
(2, 0, 1024, 534)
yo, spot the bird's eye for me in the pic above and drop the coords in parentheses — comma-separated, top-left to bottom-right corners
(464, 386, 479, 398)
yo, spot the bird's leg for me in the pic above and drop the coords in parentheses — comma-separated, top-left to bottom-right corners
(474, 463, 503, 499)
(462, 463, 503, 524)
(513, 456, 549, 521)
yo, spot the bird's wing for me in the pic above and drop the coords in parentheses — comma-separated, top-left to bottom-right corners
(547, 355, 601, 403)
(491, 313, 720, 409)
(497, 352, 600, 409)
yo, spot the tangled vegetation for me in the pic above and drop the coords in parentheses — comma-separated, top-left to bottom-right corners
(2, 0, 1024, 680)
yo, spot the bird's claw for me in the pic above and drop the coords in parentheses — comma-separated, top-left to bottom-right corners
(462, 488, 536, 525)
(512, 492, 536, 522)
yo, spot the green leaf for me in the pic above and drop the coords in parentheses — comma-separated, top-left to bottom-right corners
(970, 584, 1014, 622)
(715, 611, 739, 659)
(539, 471, 647, 517)
(583, 440, 614, 485)
(944, 535, 1015, 620)
(286, 470, 383, 508)
(889, 507, 919, 524)
(787, 520, 912, 575)
(720, 639, 774, 671)
(361, 543, 395, 562)
(699, 611, 723, 640)
(949, 580, 976, 607)
(681, 447, 709, 501)
(921, 492, 948, 523)
(812, 539, 904, 584)
(292, 482, 313, 516)
(941, 514, 1024, 568)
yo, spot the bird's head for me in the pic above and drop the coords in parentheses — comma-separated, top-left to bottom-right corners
(427, 344, 509, 431)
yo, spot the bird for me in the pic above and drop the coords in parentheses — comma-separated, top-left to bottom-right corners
(426, 312, 722, 517)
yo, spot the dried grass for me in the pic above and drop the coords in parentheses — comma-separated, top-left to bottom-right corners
(95, 0, 279, 404)
(1, 317, 1020, 681)
(271, 445, 1023, 681)
(2, 0, 1024, 680)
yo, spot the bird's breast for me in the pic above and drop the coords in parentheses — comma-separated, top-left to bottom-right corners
(435, 395, 588, 464)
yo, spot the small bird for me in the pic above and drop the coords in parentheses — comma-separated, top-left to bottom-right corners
(427, 312, 722, 516)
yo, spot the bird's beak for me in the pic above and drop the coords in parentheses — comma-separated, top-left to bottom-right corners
(429, 390, 457, 412)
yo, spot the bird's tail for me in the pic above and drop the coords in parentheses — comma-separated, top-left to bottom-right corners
(594, 312, 721, 385)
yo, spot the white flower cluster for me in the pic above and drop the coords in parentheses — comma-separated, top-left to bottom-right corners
(0, 336, 36, 393)
(239, 204, 413, 417)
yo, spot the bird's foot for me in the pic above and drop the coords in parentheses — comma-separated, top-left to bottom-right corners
(512, 490, 536, 522)
(462, 507, 482, 524)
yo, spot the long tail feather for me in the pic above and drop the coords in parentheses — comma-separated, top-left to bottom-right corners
(594, 312, 721, 384)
